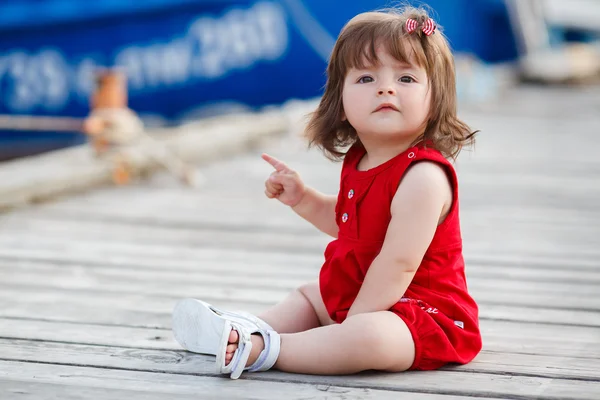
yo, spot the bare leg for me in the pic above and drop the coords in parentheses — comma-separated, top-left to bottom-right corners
(276, 311, 415, 374)
(258, 281, 334, 333)
(227, 311, 415, 374)
(224, 282, 335, 366)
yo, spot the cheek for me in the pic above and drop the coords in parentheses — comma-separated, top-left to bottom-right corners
(420, 95, 431, 116)
(342, 89, 363, 118)
(424, 88, 432, 108)
(412, 87, 431, 120)
(342, 87, 358, 105)
(422, 91, 432, 121)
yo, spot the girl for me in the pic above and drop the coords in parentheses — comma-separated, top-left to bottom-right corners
(172, 6, 482, 379)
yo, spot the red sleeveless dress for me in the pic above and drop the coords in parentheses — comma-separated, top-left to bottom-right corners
(319, 143, 482, 370)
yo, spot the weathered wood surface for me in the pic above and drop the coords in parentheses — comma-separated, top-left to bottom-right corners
(0, 85, 599, 399)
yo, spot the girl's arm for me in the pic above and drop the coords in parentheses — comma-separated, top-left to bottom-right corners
(262, 153, 338, 238)
(292, 187, 338, 238)
(347, 161, 452, 317)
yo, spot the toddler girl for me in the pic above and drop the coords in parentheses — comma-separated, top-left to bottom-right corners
(172, 6, 482, 379)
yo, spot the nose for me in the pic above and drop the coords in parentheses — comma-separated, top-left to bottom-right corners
(377, 85, 395, 96)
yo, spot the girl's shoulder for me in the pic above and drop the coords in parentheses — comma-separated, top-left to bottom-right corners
(413, 144, 451, 165)
(409, 146, 459, 200)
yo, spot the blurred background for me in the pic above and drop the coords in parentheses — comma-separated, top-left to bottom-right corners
(0, 0, 599, 161)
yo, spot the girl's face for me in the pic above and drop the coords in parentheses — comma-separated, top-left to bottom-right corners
(342, 47, 431, 143)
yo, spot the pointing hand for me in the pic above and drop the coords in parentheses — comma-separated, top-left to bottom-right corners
(262, 153, 306, 207)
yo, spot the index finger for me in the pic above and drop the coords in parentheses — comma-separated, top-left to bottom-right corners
(261, 153, 289, 172)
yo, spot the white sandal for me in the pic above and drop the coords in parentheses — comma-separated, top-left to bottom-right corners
(172, 298, 281, 379)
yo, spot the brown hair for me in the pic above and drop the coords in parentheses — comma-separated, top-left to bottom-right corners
(306, 6, 476, 161)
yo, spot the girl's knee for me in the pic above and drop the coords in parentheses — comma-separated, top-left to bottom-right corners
(296, 282, 319, 307)
(297, 281, 319, 296)
(342, 313, 390, 350)
(342, 312, 415, 370)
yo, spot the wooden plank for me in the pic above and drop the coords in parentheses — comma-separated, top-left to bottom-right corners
(1, 339, 599, 399)
(466, 253, 600, 272)
(0, 381, 206, 400)
(0, 274, 289, 304)
(1, 245, 599, 284)
(0, 247, 322, 278)
(5, 256, 599, 297)
(0, 361, 487, 400)
(35, 208, 599, 251)
(0, 287, 266, 327)
(41, 186, 598, 225)
(0, 218, 330, 254)
(4, 215, 600, 267)
(1, 215, 598, 273)
(458, 351, 600, 380)
(0, 236, 598, 298)
(6, 203, 600, 238)
(30, 198, 307, 229)
(1, 317, 598, 359)
(2, 222, 599, 272)
(479, 303, 600, 326)
(3, 266, 600, 314)
(0, 318, 179, 350)
(1, 259, 308, 291)
(1, 284, 599, 328)
(21, 202, 600, 243)
(0, 238, 325, 272)
(34, 194, 600, 223)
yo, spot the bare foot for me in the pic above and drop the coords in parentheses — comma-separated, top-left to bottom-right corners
(225, 330, 265, 367)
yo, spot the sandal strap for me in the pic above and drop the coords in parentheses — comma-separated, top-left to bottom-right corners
(207, 305, 281, 378)
(226, 322, 253, 379)
(247, 329, 281, 372)
(227, 311, 280, 373)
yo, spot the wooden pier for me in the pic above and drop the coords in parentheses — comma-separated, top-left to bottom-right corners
(0, 85, 599, 399)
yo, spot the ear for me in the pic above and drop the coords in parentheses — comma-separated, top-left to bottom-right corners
(341, 109, 347, 121)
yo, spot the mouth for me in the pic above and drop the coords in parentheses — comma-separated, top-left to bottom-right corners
(374, 103, 399, 112)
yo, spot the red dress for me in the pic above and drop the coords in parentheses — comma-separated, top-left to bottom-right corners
(319, 143, 482, 370)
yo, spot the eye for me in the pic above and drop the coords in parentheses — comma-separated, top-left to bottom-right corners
(357, 76, 374, 84)
(399, 76, 416, 83)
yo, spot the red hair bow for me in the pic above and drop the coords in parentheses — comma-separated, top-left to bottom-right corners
(405, 18, 436, 36)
